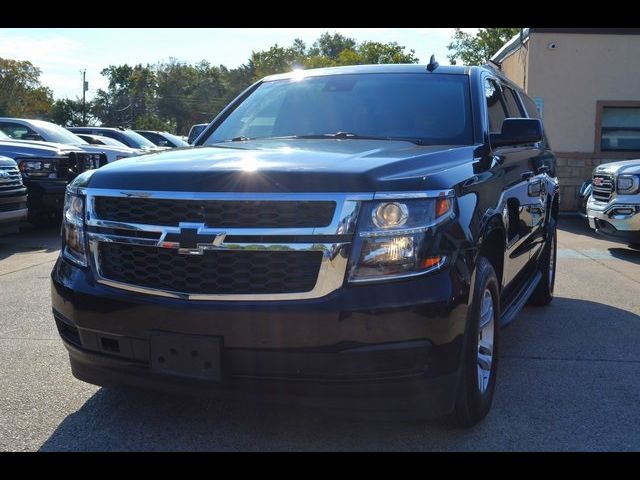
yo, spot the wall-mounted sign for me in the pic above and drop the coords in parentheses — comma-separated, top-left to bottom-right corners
(534, 97, 544, 120)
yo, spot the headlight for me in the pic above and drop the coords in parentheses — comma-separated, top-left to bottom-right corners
(18, 159, 58, 178)
(62, 191, 87, 267)
(617, 175, 640, 194)
(348, 195, 454, 282)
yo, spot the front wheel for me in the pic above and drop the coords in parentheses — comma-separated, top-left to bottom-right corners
(451, 256, 500, 427)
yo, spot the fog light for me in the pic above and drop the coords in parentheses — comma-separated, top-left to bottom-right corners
(613, 208, 634, 216)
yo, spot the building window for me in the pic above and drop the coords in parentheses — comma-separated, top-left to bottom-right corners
(596, 102, 640, 153)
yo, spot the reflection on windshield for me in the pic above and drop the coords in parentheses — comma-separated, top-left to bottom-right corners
(30, 120, 88, 145)
(204, 73, 473, 146)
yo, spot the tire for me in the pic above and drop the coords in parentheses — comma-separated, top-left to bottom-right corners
(451, 256, 500, 427)
(528, 220, 557, 306)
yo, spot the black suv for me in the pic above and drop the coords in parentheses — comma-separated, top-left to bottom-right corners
(51, 64, 559, 426)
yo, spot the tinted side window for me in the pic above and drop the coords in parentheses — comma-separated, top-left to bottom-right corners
(520, 94, 541, 120)
(0, 122, 42, 140)
(101, 131, 132, 147)
(484, 78, 507, 133)
(502, 86, 524, 118)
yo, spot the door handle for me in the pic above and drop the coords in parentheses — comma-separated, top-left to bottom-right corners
(522, 171, 534, 180)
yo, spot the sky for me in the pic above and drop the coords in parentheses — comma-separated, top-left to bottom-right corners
(0, 28, 478, 100)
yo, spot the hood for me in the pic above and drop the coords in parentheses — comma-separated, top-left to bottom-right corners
(74, 144, 140, 156)
(87, 138, 478, 193)
(594, 159, 640, 176)
(0, 155, 17, 166)
(0, 139, 84, 158)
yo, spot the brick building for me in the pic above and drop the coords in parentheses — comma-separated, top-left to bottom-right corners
(492, 28, 640, 210)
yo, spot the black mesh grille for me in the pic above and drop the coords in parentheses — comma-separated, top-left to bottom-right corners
(99, 243, 322, 295)
(94, 197, 336, 228)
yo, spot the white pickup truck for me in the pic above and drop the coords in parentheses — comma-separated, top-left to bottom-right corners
(587, 159, 640, 247)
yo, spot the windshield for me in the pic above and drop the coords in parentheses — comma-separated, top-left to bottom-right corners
(88, 135, 128, 148)
(0, 130, 8, 140)
(203, 73, 473, 146)
(29, 120, 89, 145)
(119, 130, 158, 148)
(162, 132, 189, 147)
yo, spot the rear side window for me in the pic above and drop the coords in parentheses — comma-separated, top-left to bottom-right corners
(502, 86, 525, 118)
(484, 78, 507, 133)
(520, 94, 541, 120)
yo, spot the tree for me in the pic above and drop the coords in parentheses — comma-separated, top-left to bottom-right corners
(0, 57, 53, 118)
(354, 41, 419, 64)
(308, 32, 356, 60)
(447, 28, 521, 65)
(93, 63, 159, 128)
(50, 98, 87, 126)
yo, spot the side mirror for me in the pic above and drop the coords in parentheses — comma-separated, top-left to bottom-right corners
(490, 118, 543, 148)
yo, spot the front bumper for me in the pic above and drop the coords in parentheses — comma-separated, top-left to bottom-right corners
(23, 178, 67, 216)
(51, 254, 472, 417)
(587, 196, 640, 243)
(0, 190, 27, 234)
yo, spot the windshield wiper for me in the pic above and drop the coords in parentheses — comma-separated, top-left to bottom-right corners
(262, 132, 429, 145)
(219, 133, 429, 145)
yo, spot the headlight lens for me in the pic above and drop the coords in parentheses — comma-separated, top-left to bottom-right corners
(18, 159, 58, 178)
(62, 191, 87, 267)
(349, 195, 454, 282)
(372, 202, 409, 228)
(617, 175, 639, 194)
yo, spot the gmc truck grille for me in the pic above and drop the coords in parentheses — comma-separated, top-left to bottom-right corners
(592, 173, 614, 202)
(94, 197, 336, 228)
(98, 243, 323, 295)
(0, 165, 23, 192)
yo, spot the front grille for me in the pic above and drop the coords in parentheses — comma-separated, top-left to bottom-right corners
(0, 165, 23, 192)
(592, 173, 614, 202)
(0, 202, 26, 212)
(94, 197, 336, 228)
(62, 152, 108, 178)
(98, 243, 323, 295)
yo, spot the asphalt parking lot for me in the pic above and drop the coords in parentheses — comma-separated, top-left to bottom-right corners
(1, 215, 639, 451)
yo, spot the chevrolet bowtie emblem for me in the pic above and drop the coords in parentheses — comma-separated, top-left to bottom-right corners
(159, 223, 226, 255)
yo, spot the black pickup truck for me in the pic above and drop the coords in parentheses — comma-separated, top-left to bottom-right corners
(51, 64, 559, 426)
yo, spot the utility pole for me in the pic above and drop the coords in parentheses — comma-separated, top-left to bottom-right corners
(81, 70, 88, 126)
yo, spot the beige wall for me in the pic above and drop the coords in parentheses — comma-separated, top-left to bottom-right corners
(500, 46, 528, 90)
(526, 32, 640, 152)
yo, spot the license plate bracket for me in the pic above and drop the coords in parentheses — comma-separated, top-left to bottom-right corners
(150, 332, 222, 381)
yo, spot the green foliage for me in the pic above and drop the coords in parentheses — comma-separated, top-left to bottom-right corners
(2, 32, 422, 135)
(308, 33, 356, 60)
(50, 98, 85, 126)
(0, 57, 53, 118)
(447, 28, 521, 66)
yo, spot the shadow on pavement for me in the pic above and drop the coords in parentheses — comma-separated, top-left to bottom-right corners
(608, 247, 640, 265)
(39, 297, 640, 451)
(556, 215, 601, 239)
(0, 224, 61, 262)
